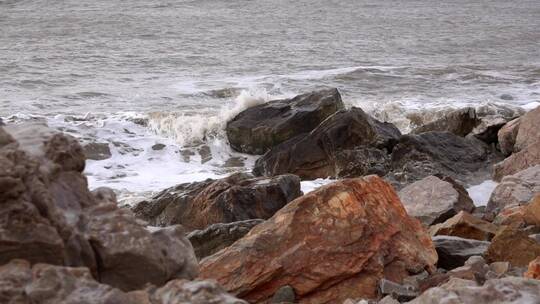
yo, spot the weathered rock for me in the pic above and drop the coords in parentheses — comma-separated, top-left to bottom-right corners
(227, 88, 344, 154)
(514, 106, 540, 152)
(486, 165, 540, 218)
(132, 173, 301, 230)
(432, 236, 490, 270)
(0, 124, 198, 291)
(497, 118, 521, 156)
(188, 219, 264, 259)
(493, 141, 540, 181)
(388, 132, 489, 186)
(379, 279, 418, 302)
(471, 103, 525, 144)
(82, 142, 112, 160)
(149, 279, 248, 304)
(429, 211, 498, 241)
(493, 195, 540, 228)
(411, 107, 478, 137)
(398, 176, 475, 226)
(524, 257, 540, 279)
(270, 285, 296, 303)
(200, 176, 437, 303)
(407, 276, 540, 304)
(253, 107, 401, 179)
(485, 227, 540, 267)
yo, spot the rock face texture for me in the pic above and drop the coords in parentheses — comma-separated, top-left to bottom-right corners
(429, 211, 498, 241)
(411, 107, 478, 136)
(486, 165, 540, 219)
(497, 118, 521, 156)
(82, 142, 112, 160)
(132, 173, 301, 230)
(188, 219, 264, 259)
(398, 176, 475, 226)
(199, 176, 437, 304)
(432, 236, 490, 270)
(388, 132, 489, 186)
(493, 195, 540, 228)
(525, 257, 540, 279)
(226, 88, 344, 154)
(0, 124, 198, 292)
(253, 107, 401, 180)
(485, 227, 540, 267)
(493, 106, 540, 180)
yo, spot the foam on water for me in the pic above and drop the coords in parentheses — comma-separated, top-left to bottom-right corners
(300, 179, 335, 194)
(466, 180, 499, 207)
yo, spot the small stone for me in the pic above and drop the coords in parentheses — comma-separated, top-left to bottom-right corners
(270, 285, 296, 303)
(379, 279, 418, 302)
(83, 142, 112, 160)
(151, 143, 166, 151)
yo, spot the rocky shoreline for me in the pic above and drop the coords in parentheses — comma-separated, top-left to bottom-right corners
(1, 88, 540, 303)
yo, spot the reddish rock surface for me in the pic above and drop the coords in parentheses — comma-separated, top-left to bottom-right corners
(199, 176, 437, 303)
(525, 257, 540, 280)
(485, 227, 540, 267)
(429, 211, 498, 241)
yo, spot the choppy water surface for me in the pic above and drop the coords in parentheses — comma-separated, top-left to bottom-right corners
(1, 0, 539, 198)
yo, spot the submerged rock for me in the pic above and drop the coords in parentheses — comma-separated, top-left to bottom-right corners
(82, 142, 112, 160)
(398, 175, 475, 226)
(132, 173, 301, 230)
(199, 176, 437, 303)
(253, 107, 401, 179)
(226, 88, 344, 154)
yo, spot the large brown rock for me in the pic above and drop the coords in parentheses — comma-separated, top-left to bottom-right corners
(493, 195, 540, 228)
(514, 106, 540, 152)
(0, 124, 198, 291)
(226, 88, 344, 154)
(429, 211, 498, 241)
(497, 118, 521, 156)
(493, 141, 540, 181)
(132, 172, 301, 230)
(199, 176, 437, 304)
(398, 176, 475, 226)
(411, 107, 478, 136)
(252, 107, 401, 180)
(485, 227, 540, 267)
(486, 165, 540, 218)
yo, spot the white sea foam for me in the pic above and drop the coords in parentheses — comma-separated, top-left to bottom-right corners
(300, 178, 335, 194)
(466, 180, 498, 207)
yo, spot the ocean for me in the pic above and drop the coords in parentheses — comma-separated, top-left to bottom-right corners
(1, 0, 539, 202)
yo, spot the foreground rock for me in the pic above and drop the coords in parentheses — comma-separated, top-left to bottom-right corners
(408, 276, 540, 304)
(0, 259, 246, 304)
(485, 227, 540, 267)
(226, 88, 344, 154)
(200, 176, 437, 303)
(432, 236, 490, 270)
(132, 173, 301, 230)
(188, 219, 263, 259)
(429, 211, 498, 241)
(398, 176, 475, 226)
(388, 132, 490, 186)
(411, 107, 478, 136)
(253, 107, 401, 179)
(497, 118, 521, 156)
(0, 123, 197, 291)
(485, 165, 540, 219)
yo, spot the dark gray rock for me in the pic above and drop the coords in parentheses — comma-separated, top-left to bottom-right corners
(152, 143, 166, 151)
(270, 285, 296, 303)
(132, 172, 301, 230)
(433, 236, 490, 270)
(253, 107, 401, 179)
(188, 219, 263, 259)
(379, 279, 418, 302)
(411, 107, 478, 137)
(83, 142, 112, 160)
(227, 88, 344, 155)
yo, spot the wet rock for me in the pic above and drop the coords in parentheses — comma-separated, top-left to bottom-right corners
(151, 143, 166, 151)
(398, 175, 475, 226)
(408, 276, 540, 304)
(388, 132, 489, 186)
(227, 88, 344, 154)
(0, 117, 4, 126)
(199, 176, 437, 303)
(471, 103, 525, 144)
(188, 219, 263, 259)
(429, 211, 498, 241)
(132, 173, 301, 230)
(432, 236, 490, 270)
(524, 257, 540, 279)
(253, 107, 401, 179)
(222, 156, 245, 168)
(493, 141, 540, 181)
(485, 227, 540, 267)
(333, 147, 391, 178)
(179, 148, 195, 162)
(270, 285, 296, 303)
(198, 144, 212, 164)
(82, 142, 112, 160)
(497, 118, 520, 156)
(486, 165, 540, 218)
(411, 107, 478, 137)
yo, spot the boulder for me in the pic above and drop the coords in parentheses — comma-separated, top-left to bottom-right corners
(524, 257, 540, 279)
(470, 103, 525, 144)
(486, 165, 540, 218)
(0, 124, 198, 291)
(514, 106, 540, 152)
(398, 176, 475, 226)
(253, 107, 401, 180)
(388, 132, 489, 186)
(226, 88, 344, 154)
(188, 219, 264, 259)
(132, 173, 301, 230)
(493, 195, 540, 228)
(199, 176, 437, 303)
(485, 227, 540, 267)
(429, 211, 498, 241)
(493, 141, 540, 181)
(82, 142, 112, 160)
(411, 107, 478, 136)
(432, 236, 490, 270)
(497, 118, 521, 156)
(407, 276, 540, 304)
